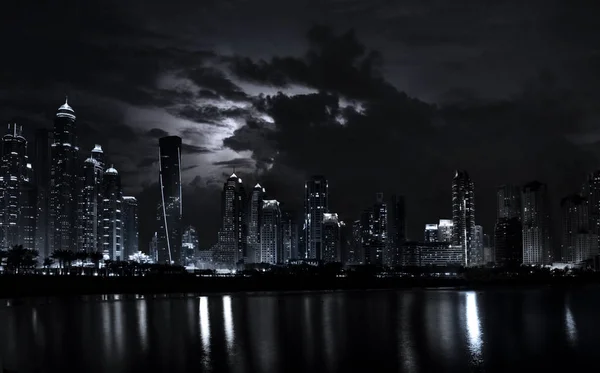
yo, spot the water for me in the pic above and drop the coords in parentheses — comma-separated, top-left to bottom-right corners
(1, 287, 599, 372)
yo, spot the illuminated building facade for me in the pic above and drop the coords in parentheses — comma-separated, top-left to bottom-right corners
(304, 175, 328, 260)
(494, 217, 522, 266)
(437, 219, 453, 243)
(246, 183, 265, 263)
(34, 128, 53, 258)
(259, 199, 281, 264)
(181, 225, 199, 266)
(0, 124, 29, 249)
(497, 184, 522, 220)
(424, 224, 438, 243)
(100, 166, 123, 260)
(323, 212, 341, 262)
(157, 136, 182, 265)
(20, 163, 36, 250)
(215, 173, 246, 267)
(362, 193, 388, 265)
(49, 98, 79, 251)
(522, 181, 553, 265)
(452, 170, 478, 266)
(400, 242, 464, 267)
(281, 211, 299, 262)
(78, 156, 101, 252)
(560, 194, 598, 263)
(389, 194, 406, 263)
(122, 196, 139, 259)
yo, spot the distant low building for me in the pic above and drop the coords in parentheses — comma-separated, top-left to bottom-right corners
(400, 242, 464, 267)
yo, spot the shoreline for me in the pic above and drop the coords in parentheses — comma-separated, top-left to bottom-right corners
(0, 274, 599, 299)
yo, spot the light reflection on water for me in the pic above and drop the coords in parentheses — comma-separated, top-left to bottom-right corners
(0, 289, 598, 372)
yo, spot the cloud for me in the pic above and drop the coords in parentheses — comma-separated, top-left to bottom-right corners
(137, 157, 157, 168)
(181, 143, 214, 154)
(212, 158, 255, 168)
(147, 128, 170, 138)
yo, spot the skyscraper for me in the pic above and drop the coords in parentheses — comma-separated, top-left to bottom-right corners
(34, 128, 53, 258)
(437, 219, 453, 243)
(349, 220, 363, 264)
(522, 181, 552, 265)
(157, 136, 182, 265)
(122, 196, 139, 259)
(497, 184, 522, 220)
(259, 199, 281, 264)
(215, 173, 246, 267)
(49, 98, 79, 251)
(494, 217, 522, 266)
(560, 194, 598, 263)
(389, 195, 407, 261)
(424, 224, 439, 243)
(583, 171, 600, 245)
(473, 225, 485, 265)
(246, 183, 265, 264)
(304, 175, 328, 260)
(323, 212, 342, 262)
(20, 163, 37, 250)
(100, 166, 123, 260)
(79, 156, 101, 253)
(181, 225, 199, 266)
(0, 124, 29, 250)
(452, 170, 477, 266)
(363, 193, 388, 266)
(281, 211, 299, 263)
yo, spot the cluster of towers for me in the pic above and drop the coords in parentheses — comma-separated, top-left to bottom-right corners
(0, 99, 139, 261)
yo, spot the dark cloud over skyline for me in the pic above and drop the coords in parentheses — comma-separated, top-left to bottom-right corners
(1, 0, 599, 249)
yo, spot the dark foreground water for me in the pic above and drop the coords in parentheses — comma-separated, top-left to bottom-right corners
(1, 287, 600, 372)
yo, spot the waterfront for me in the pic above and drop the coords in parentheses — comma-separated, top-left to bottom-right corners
(1, 287, 599, 372)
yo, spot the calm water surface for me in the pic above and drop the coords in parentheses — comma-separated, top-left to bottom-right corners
(1, 287, 599, 372)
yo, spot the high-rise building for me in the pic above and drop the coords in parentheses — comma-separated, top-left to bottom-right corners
(100, 166, 123, 260)
(79, 156, 102, 253)
(0, 124, 29, 250)
(560, 194, 598, 263)
(34, 128, 53, 258)
(122, 196, 139, 259)
(259, 199, 281, 264)
(20, 163, 36, 250)
(362, 193, 388, 266)
(323, 212, 341, 262)
(452, 170, 477, 266)
(583, 171, 600, 246)
(149, 232, 158, 263)
(494, 217, 522, 266)
(424, 224, 439, 243)
(215, 173, 246, 267)
(304, 175, 328, 260)
(497, 185, 522, 220)
(522, 181, 553, 265)
(49, 98, 79, 252)
(389, 195, 406, 262)
(181, 225, 199, 266)
(437, 219, 453, 243)
(246, 183, 265, 264)
(157, 136, 183, 265)
(472, 225, 485, 265)
(281, 211, 299, 263)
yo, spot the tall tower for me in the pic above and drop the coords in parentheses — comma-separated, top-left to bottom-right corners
(497, 185, 522, 220)
(246, 183, 265, 264)
(215, 173, 246, 267)
(100, 166, 123, 260)
(304, 175, 328, 260)
(122, 196, 139, 259)
(583, 171, 600, 245)
(362, 193, 388, 266)
(157, 136, 182, 265)
(389, 194, 407, 263)
(323, 212, 342, 262)
(452, 170, 477, 266)
(181, 225, 199, 266)
(34, 128, 53, 258)
(0, 124, 28, 249)
(281, 211, 299, 263)
(49, 98, 79, 251)
(79, 157, 101, 253)
(522, 181, 552, 265)
(560, 194, 597, 263)
(259, 199, 281, 264)
(20, 162, 37, 250)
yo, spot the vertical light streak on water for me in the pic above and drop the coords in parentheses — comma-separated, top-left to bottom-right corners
(223, 295, 234, 350)
(565, 299, 577, 347)
(199, 296, 211, 364)
(465, 292, 483, 362)
(322, 296, 335, 372)
(101, 301, 112, 360)
(399, 293, 417, 373)
(303, 296, 315, 366)
(137, 300, 148, 352)
(114, 300, 124, 359)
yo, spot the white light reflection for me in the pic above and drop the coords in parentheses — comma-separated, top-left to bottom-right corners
(223, 295, 234, 349)
(199, 297, 211, 354)
(137, 300, 148, 351)
(465, 292, 483, 360)
(399, 293, 417, 373)
(565, 301, 577, 346)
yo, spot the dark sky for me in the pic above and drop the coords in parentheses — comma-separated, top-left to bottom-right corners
(1, 0, 600, 249)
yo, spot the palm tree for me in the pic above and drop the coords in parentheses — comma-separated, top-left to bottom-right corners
(51, 250, 67, 273)
(89, 251, 103, 273)
(43, 257, 54, 274)
(75, 251, 88, 275)
(6, 245, 38, 274)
